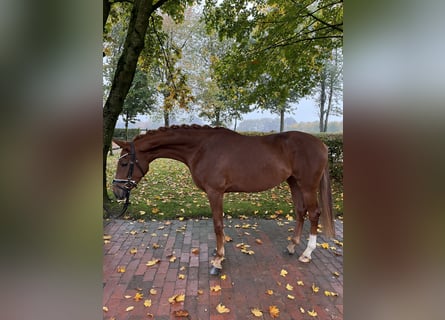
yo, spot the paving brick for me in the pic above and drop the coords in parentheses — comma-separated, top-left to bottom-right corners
(103, 218, 343, 319)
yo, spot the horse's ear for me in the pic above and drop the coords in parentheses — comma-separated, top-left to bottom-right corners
(112, 139, 127, 149)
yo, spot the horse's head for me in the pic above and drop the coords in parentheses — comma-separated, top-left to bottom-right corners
(111, 139, 149, 200)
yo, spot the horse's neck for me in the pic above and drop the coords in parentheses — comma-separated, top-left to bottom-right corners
(141, 131, 202, 165)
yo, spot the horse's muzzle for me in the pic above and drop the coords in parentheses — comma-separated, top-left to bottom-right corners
(112, 179, 137, 200)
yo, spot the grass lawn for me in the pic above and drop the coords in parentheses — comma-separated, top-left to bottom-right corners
(106, 154, 343, 220)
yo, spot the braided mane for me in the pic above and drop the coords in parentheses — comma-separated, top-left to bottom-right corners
(133, 124, 224, 141)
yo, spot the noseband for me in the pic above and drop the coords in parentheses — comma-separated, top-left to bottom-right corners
(112, 142, 144, 192)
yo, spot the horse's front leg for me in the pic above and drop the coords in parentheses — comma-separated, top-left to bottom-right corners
(207, 190, 225, 276)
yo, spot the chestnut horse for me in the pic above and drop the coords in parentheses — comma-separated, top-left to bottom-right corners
(112, 124, 335, 275)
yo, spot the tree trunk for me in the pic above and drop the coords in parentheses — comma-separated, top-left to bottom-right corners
(103, 0, 111, 31)
(103, 0, 155, 201)
(319, 69, 327, 132)
(163, 109, 170, 127)
(324, 75, 334, 132)
(279, 108, 285, 132)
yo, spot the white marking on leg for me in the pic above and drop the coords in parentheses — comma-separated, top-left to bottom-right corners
(299, 234, 317, 263)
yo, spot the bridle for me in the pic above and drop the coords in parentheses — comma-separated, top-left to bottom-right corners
(109, 142, 144, 217)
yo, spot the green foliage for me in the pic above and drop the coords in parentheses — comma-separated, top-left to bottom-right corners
(314, 133, 343, 183)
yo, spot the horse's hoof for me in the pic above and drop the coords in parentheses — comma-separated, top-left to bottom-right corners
(209, 266, 222, 276)
(212, 248, 217, 256)
(298, 255, 311, 263)
(286, 245, 296, 255)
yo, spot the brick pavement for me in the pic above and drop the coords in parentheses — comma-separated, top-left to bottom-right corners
(103, 217, 343, 320)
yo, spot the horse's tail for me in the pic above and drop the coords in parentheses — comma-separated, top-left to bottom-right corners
(320, 163, 335, 238)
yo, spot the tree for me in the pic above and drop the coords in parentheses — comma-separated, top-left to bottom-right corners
(203, 0, 343, 130)
(314, 48, 343, 132)
(103, 0, 194, 201)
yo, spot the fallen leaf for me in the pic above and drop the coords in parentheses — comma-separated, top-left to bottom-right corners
(102, 306, 109, 312)
(308, 309, 318, 317)
(297, 280, 304, 286)
(143, 299, 152, 307)
(152, 243, 160, 249)
(130, 230, 138, 235)
(280, 269, 288, 277)
(321, 242, 329, 249)
(178, 274, 186, 280)
(299, 307, 305, 313)
(134, 292, 144, 301)
(287, 294, 295, 300)
(251, 308, 263, 317)
(255, 238, 263, 244)
(129, 248, 137, 254)
(149, 289, 157, 295)
(332, 271, 340, 277)
(225, 235, 233, 242)
(216, 303, 230, 313)
(324, 290, 339, 297)
(266, 289, 274, 295)
(169, 255, 177, 263)
(124, 295, 132, 299)
(197, 289, 204, 295)
(220, 274, 227, 280)
(312, 283, 319, 293)
(103, 235, 112, 240)
(180, 266, 186, 271)
(269, 305, 280, 318)
(173, 309, 189, 317)
(117, 266, 126, 273)
(168, 293, 185, 304)
(286, 283, 294, 291)
(146, 259, 160, 267)
(191, 248, 200, 254)
(210, 285, 221, 292)
(125, 306, 134, 312)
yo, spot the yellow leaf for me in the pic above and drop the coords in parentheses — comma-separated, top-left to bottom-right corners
(143, 299, 152, 307)
(255, 238, 263, 244)
(286, 283, 294, 291)
(332, 271, 340, 277)
(216, 303, 230, 313)
(191, 248, 200, 254)
(152, 243, 160, 249)
(117, 266, 126, 273)
(321, 242, 329, 249)
(308, 309, 318, 317)
(180, 266, 186, 271)
(130, 230, 138, 235)
(221, 274, 227, 280)
(178, 274, 186, 280)
(146, 259, 160, 267)
(169, 255, 177, 262)
(287, 294, 295, 300)
(312, 283, 320, 293)
(299, 307, 305, 313)
(280, 269, 288, 277)
(297, 280, 304, 286)
(134, 292, 144, 301)
(152, 207, 160, 214)
(324, 290, 339, 297)
(197, 289, 204, 295)
(210, 285, 221, 292)
(103, 235, 112, 240)
(225, 235, 233, 242)
(266, 289, 274, 295)
(102, 306, 109, 312)
(269, 305, 280, 318)
(251, 308, 263, 317)
(149, 289, 157, 295)
(125, 306, 134, 312)
(129, 248, 137, 254)
(124, 295, 132, 299)
(168, 293, 185, 304)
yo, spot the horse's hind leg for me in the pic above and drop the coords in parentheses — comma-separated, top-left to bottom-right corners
(207, 190, 225, 275)
(299, 190, 321, 263)
(286, 177, 306, 255)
